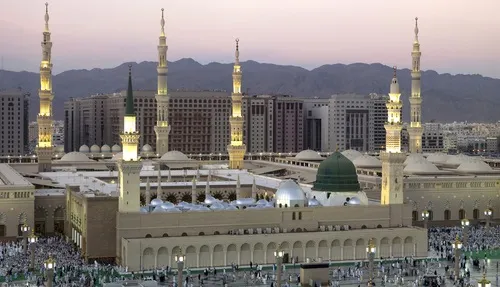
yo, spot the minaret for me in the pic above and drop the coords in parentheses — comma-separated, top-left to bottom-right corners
(251, 176, 257, 200)
(236, 174, 241, 199)
(154, 8, 171, 156)
(205, 176, 210, 197)
(227, 39, 246, 169)
(117, 66, 142, 212)
(191, 177, 197, 204)
(145, 177, 151, 205)
(408, 17, 423, 153)
(380, 67, 405, 205)
(156, 165, 162, 199)
(37, 2, 54, 172)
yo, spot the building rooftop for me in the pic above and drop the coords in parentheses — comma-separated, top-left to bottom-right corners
(0, 164, 33, 187)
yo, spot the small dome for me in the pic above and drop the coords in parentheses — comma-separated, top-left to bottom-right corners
(152, 206, 167, 213)
(111, 144, 121, 152)
(295, 150, 323, 161)
(312, 151, 360, 192)
(140, 207, 149, 213)
(79, 145, 90, 153)
(235, 198, 256, 205)
(275, 180, 306, 207)
(346, 197, 361, 205)
(404, 157, 440, 174)
(426, 153, 449, 164)
(209, 202, 225, 210)
(55, 146, 64, 153)
(165, 207, 182, 213)
(308, 197, 322, 207)
(101, 145, 111, 153)
(390, 74, 400, 94)
(226, 205, 238, 210)
(457, 159, 493, 173)
(60, 152, 92, 162)
(341, 149, 363, 161)
(353, 154, 382, 168)
(404, 153, 426, 166)
(142, 144, 153, 152)
(446, 154, 469, 166)
(150, 198, 164, 206)
(256, 199, 269, 205)
(90, 144, 100, 153)
(161, 150, 189, 161)
(160, 202, 175, 209)
(204, 195, 220, 205)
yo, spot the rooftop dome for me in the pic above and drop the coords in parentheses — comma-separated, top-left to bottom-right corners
(341, 149, 363, 161)
(142, 144, 153, 152)
(295, 149, 323, 161)
(111, 144, 121, 153)
(79, 145, 90, 153)
(160, 202, 175, 209)
(426, 153, 449, 164)
(235, 198, 255, 206)
(312, 151, 360, 192)
(140, 207, 149, 213)
(404, 153, 426, 166)
(446, 154, 470, 166)
(353, 154, 382, 168)
(204, 195, 220, 205)
(457, 158, 493, 173)
(90, 144, 100, 153)
(152, 206, 167, 213)
(101, 144, 111, 153)
(404, 157, 440, 174)
(150, 198, 163, 206)
(160, 150, 189, 161)
(346, 196, 361, 206)
(60, 152, 92, 162)
(308, 197, 322, 207)
(111, 152, 123, 161)
(275, 180, 306, 207)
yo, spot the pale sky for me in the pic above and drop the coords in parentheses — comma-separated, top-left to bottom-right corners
(1, 0, 499, 78)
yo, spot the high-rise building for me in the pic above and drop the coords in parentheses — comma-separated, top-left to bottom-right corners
(303, 98, 329, 151)
(227, 39, 246, 169)
(64, 90, 231, 155)
(36, 3, 54, 172)
(327, 94, 374, 152)
(408, 17, 423, 153)
(422, 123, 443, 152)
(154, 8, 171, 156)
(0, 90, 30, 156)
(242, 95, 304, 153)
(370, 93, 390, 152)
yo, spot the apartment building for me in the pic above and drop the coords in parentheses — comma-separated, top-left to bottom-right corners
(0, 89, 30, 155)
(422, 123, 444, 153)
(370, 93, 389, 152)
(303, 98, 329, 152)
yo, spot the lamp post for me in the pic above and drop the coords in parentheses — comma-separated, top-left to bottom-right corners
(20, 223, 30, 255)
(274, 246, 284, 287)
(175, 252, 185, 287)
(44, 255, 56, 287)
(461, 218, 470, 246)
(28, 231, 38, 271)
(422, 210, 430, 229)
(484, 208, 493, 229)
(478, 272, 491, 287)
(366, 238, 376, 286)
(452, 235, 462, 282)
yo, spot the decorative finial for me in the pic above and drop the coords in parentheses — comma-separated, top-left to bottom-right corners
(234, 38, 240, 63)
(45, 2, 49, 13)
(160, 8, 166, 36)
(44, 2, 50, 30)
(393, 66, 397, 78)
(128, 64, 132, 75)
(235, 38, 239, 51)
(414, 17, 419, 41)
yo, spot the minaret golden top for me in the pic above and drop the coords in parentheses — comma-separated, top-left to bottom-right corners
(160, 8, 165, 36)
(44, 2, 50, 32)
(414, 17, 419, 42)
(393, 66, 397, 78)
(235, 38, 240, 63)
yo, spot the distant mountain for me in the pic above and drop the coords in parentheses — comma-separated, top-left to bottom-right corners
(1, 59, 499, 122)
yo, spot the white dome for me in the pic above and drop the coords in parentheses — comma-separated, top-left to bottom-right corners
(111, 144, 121, 152)
(90, 144, 100, 153)
(446, 154, 469, 166)
(111, 152, 123, 161)
(165, 207, 182, 213)
(275, 180, 306, 207)
(160, 150, 189, 161)
(295, 150, 323, 161)
(341, 149, 363, 161)
(457, 158, 493, 173)
(79, 145, 90, 153)
(404, 153, 426, 166)
(209, 202, 225, 210)
(140, 207, 149, 213)
(308, 197, 322, 207)
(150, 198, 164, 206)
(235, 198, 255, 205)
(426, 152, 449, 164)
(60, 152, 92, 162)
(404, 157, 440, 174)
(353, 154, 381, 168)
(54, 146, 64, 153)
(204, 195, 220, 205)
(101, 145, 111, 153)
(256, 199, 269, 205)
(346, 196, 361, 205)
(152, 206, 167, 213)
(160, 202, 175, 209)
(142, 144, 153, 152)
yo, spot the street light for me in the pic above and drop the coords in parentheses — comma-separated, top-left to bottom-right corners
(422, 210, 430, 229)
(20, 223, 30, 255)
(44, 255, 56, 287)
(461, 218, 470, 246)
(484, 208, 493, 229)
(28, 231, 38, 271)
(478, 272, 491, 287)
(366, 238, 376, 286)
(452, 235, 462, 282)
(274, 246, 284, 286)
(175, 252, 185, 287)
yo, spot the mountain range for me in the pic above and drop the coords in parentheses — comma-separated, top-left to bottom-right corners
(0, 58, 499, 122)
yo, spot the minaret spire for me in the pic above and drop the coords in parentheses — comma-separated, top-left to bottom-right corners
(227, 38, 247, 169)
(154, 8, 171, 156)
(408, 17, 423, 153)
(37, 2, 54, 172)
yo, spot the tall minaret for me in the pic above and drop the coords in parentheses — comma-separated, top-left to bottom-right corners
(117, 66, 142, 212)
(380, 67, 405, 205)
(154, 8, 171, 156)
(408, 17, 423, 153)
(227, 39, 246, 169)
(37, 2, 54, 172)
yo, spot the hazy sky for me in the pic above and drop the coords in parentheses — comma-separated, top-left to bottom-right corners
(1, 0, 499, 78)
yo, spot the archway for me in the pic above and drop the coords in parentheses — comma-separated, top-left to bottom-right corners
(444, 210, 451, 220)
(280, 242, 290, 263)
(305, 241, 316, 261)
(412, 210, 418, 221)
(35, 207, 47, 235)
(185, 246, 197, 268)
(458, 209, 465, 220)
(404, 237, 414, 256)
(53, 207, 64, 234)
(213, 245, 224, 266)
(343, 239, 353, 260)
(171, 246, 181, 266)
(143, 248, 155, 270)
(380, 238, 390, 257)
(355, 239, 365, 260)
(473, 209, 479, 219)
(199, 245, 210, 267)
(392, 237, 402, 257)
(331, 240, 341, 260)
(318, 240, 328, 261)
(227, 244, 237, 266)
(293, 241, 303, 262)
(253, 243, 265, 264)
(157, 247, 169, 268)
(266, 242, 277, 264)
(240, 243, 251, 265)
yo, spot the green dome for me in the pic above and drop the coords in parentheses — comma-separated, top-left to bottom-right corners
(312, 151, 360, 192)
